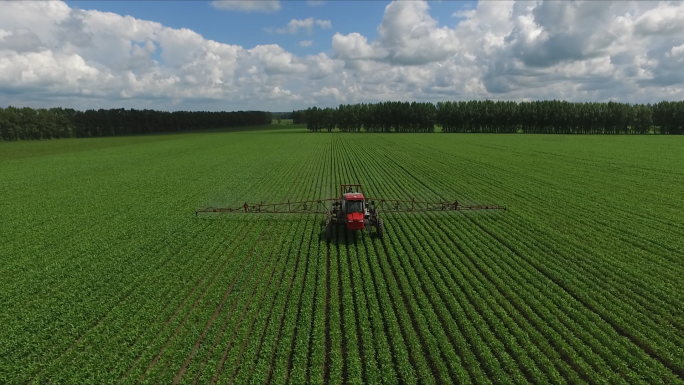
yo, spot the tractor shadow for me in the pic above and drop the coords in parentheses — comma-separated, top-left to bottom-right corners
(317, 220, 380, 245)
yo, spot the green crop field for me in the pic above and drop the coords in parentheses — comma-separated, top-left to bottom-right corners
(1, 126, 683, 384)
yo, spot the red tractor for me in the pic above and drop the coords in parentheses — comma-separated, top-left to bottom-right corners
(196, 183, 506, 242)
(325, 184, 384, 241)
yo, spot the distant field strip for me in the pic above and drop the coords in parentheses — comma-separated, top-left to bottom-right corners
(0, 129, 682, 384)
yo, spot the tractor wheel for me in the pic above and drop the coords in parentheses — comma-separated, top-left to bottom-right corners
(325, 221, 333, 242)
(376, 218, 384, 239)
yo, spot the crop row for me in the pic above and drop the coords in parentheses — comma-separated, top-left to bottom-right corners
(414, 138, 684, 370)
(351, 133, 683, 382)
(139, 135, 331, 384)
(5, 130, 683, 383)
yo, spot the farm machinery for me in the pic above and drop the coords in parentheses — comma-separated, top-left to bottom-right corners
(196, 184, 506, 242)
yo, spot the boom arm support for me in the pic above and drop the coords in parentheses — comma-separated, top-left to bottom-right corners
(367, 198, 506, 213)
(196, 197, 505, 215)
(195, 198, 337, 215)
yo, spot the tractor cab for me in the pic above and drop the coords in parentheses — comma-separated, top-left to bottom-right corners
(342, 193, 364, 212)
(340, 185, 366, 230)
(344, 198, 364, 213)
(325, 184, 383, 239)
(321, 183, 385, 240)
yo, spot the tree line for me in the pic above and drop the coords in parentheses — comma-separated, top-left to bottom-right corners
(294, 100, 684, 134)
(0, 107, 273, 141)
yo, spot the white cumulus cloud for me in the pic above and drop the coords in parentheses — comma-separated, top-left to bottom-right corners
(1, 0, 684, 112)
(276, 18, 332, 34)
(316, 19, 332, 29)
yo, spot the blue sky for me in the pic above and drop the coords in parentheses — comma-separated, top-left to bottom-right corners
(1, 1, 683, 111)
(65, 1, 476, 58)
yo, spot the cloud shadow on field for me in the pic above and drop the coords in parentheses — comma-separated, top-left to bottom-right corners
(264, 129, 312, 135)
(57, 125, 308, 141)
